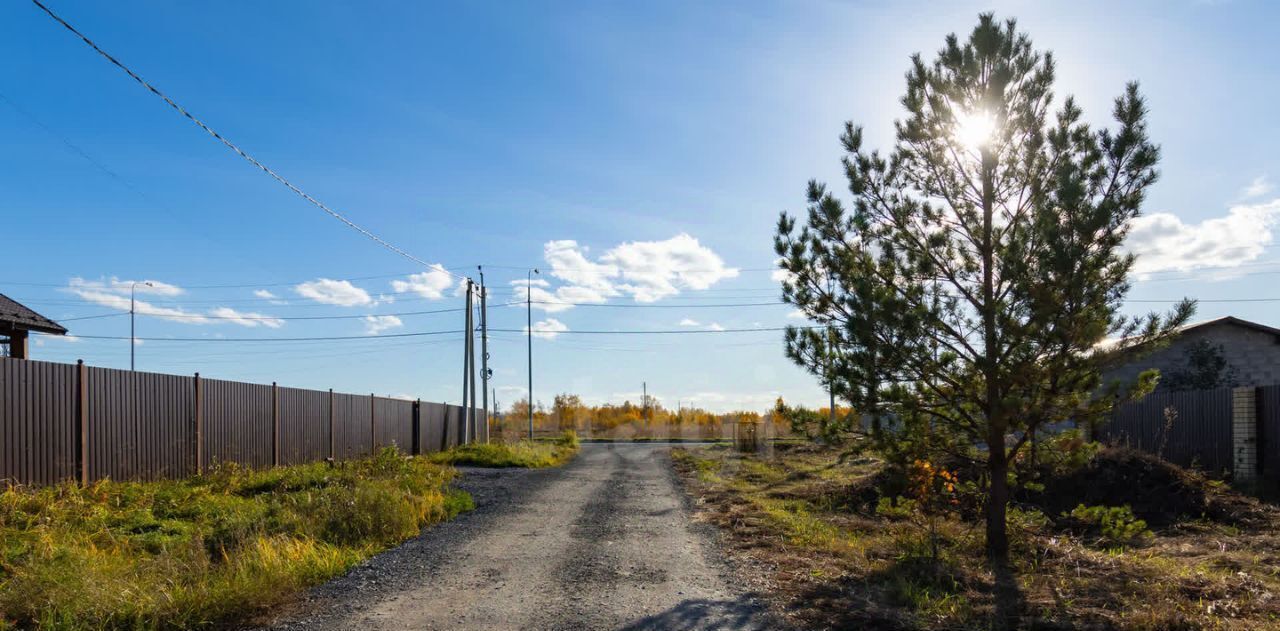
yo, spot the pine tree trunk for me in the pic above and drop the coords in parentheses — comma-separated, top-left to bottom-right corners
(978, 141, 1009, 562)
(985, 426, 1010, 561)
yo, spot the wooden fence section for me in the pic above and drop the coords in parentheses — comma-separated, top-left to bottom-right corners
(0, 357, 476, 486)
(1099, 387, 1234, 474)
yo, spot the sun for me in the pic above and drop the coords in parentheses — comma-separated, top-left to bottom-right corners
(953, 109, 995, 152)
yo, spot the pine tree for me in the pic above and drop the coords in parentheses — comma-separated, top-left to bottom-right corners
(774, 14, 1194, 561)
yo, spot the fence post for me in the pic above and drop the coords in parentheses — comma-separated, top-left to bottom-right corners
(193, 372, 202, 475)
(1233, 387, 1259, 483)
(77, 359, 88, 486)
(328, 388, 335, 461)
(272, 382, 280, 467)
(412, 399, 421, 456)
(370, 393, 376, 455)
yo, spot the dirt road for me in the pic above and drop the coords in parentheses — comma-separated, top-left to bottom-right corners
(266, 443, 777, 630)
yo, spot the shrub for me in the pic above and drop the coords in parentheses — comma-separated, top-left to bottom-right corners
(1067, 504, 1152, 545)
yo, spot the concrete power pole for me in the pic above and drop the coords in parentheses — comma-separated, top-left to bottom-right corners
(462, 279, 474, 444)
(478, 267, 489, 443)
(468, 284, 478, 443)
(527, 268, 539, 440)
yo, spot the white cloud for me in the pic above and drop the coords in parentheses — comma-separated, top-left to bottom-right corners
(679, 318, 700, 326)
(522, 234, 740, 309)
(295, 278, 373, 306)
(553, 285, 609, 305)
(66, 279, 283, 328)
(544, 240, 620, 294)
(253, 289, 277, 299)
(786, 309, 808, 320)
(1127, 200, 1280, 275)
(390, 265, 455, 300)
(1243, 176, 1272, 199)
(69, 277, 184, 296)
(69, 288, 211, 324)
(363, 315, 403, 335)
(209, 307, 285, 328)
(526, 317, 568, 340)
(602, 234, 740, 302)
(708, 322, 726, 331)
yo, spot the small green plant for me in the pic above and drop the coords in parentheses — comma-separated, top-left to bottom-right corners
(1068, 504, 1152, 545)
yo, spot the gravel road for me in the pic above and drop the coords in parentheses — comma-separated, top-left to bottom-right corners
(262, 443, 778, 630)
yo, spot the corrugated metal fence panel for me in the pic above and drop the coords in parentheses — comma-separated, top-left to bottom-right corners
(335, 392, 373, 460)
(201, 378, 273, 469)
(278, 387, 330, 466)
(0, 358, 77, 485)
(421, 402, 446, 453)
(373, 397, 414, 453)
(445, 405, 466, 449)
(1260, 385, 1280, 481)
(87, 367, 193, 481)
(1101, 387, 1233, 473)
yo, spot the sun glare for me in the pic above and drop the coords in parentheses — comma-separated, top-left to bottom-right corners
(953, 109, 995, 152)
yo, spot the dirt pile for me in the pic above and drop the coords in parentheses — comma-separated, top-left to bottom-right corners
(1024, 447, 1266, 528)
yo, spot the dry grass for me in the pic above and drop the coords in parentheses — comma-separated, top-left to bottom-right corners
(428, 430, 580, 468)
(672, 444, 1280, 630)
(0, 448, 472, 630)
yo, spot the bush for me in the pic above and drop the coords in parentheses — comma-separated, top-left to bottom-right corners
(0, 448, 468, 629)
(1067, 504, 1152, 545)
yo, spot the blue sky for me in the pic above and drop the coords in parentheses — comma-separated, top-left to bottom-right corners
(3, 0, 1278, 411)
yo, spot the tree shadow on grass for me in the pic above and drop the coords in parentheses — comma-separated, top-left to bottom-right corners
(779, 553, 1031, 630)
(616, 593, 778, 631)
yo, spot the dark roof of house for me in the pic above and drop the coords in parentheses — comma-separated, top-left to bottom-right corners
(0, 293, 68, 336)
(1176, 316, 1280, 340)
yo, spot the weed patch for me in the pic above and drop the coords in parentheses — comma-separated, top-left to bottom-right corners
(0, 448, 469, 630)
(429, 431, 579, 468)
(671, 444, 1280, 630)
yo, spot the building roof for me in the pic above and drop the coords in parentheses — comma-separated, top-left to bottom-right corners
(0, 293, 68, 336)
(1176, 316, 1280, 340)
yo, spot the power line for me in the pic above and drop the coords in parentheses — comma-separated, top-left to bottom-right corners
(30, 0, 463, 280)
(67, 330, 465, 342)
(56, 324, 811, 343)
(57, 312, 128, 322)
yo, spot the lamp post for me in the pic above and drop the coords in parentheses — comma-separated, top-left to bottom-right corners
(130, 281, 153, 371)
(527, 267, 539, 440)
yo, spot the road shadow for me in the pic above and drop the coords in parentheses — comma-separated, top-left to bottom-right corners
(616, 594, 777, 630)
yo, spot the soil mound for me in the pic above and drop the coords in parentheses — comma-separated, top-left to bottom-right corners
(1025, 447, 1265, 528)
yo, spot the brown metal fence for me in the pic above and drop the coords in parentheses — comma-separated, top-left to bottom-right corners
(1259, 384, 1280, 481)
(1098, 387, 1234, 474)
(0, 357, 476, 486)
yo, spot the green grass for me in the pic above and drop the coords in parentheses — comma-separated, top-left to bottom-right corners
(429, 430, 580, 468)
(0, 448, 471, 630)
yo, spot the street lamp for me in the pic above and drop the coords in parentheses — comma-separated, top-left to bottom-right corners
(130, 281, 152, 371)
(527, 268, 539, 440)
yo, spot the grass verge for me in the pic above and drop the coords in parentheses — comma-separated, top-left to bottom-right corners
(0, 448, 472, 630)
(429, 430, 580, 468)
(672, 443, 1280, 630)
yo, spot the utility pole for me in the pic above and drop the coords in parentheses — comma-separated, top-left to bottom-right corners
(478, 267, 490, 443)
(643, 381, 648, 427)
(527, 268, 539, 440)
(129, 281, 152, 371)
(469, 286, 478, 444)
(462, 279, 474, 443)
